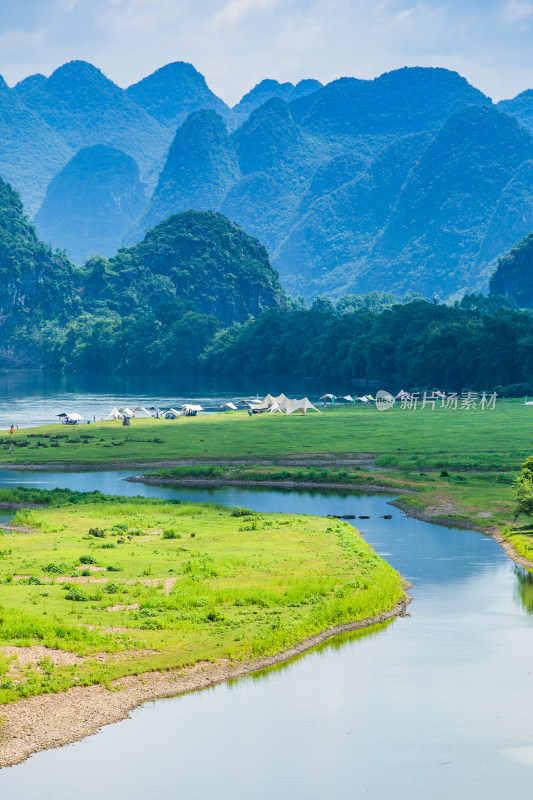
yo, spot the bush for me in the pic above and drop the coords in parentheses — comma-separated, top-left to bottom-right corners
(79, 555, 98, 565)
(231, 507, 256, 517)
(42, 562, 66, 574)
(64, 586, 89, 601)
(88, 527, 106, 538)
(162, 529, 181, 539)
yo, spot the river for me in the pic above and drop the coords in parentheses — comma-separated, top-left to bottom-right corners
(0, 471, 532, 798)
(0, 370, 385, 428)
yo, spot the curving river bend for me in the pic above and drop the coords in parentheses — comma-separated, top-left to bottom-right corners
(0, 470, 533, 798)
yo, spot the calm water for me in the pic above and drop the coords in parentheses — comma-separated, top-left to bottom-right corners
(0, 472, 532, 798)
(0, 370, 380, 428)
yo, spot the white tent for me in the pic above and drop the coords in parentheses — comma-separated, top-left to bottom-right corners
(319, 393, 335, 401)
(285, 398, 322, 415)
(357, 396, 370, 403)
(220, 402, 238, 411)
(134, 407, 153, 417)
(248, 393, 278, 410)
(120, 407, 134, 418)
(106, 407, 121, 419)
(339, 395, 354, 402)
(66, 412, 84, 421)
(269, 402, 283, 413)
(182, 404, 204, 413)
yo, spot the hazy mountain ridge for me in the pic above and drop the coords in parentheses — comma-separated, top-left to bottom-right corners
(3, 60, 533, 300)
(35, 145, 147, 264)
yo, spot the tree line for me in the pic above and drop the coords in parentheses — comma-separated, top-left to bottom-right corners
(29, 291, 533, 395)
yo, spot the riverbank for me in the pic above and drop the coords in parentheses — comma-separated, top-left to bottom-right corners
(0, 404, 530, 472)
(0, 489, 406, 767)
(128, 465, 533, 571)
(0, 592, 410, 769)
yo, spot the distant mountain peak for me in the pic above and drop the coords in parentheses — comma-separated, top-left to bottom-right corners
(126, 62, 230, 129)
(232, 77, 322, 123)
(13, 73, 47, 96)
(35, 143, 146, 265)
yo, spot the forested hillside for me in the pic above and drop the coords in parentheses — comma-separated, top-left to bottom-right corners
(490, 232, 533, 307)
(0, 178, 285, 368)
(3, 61, 533, 300)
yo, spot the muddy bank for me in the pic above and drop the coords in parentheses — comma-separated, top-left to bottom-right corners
(0, 594, 411, 769)
(126, 474, 411, 494)
(391, 498, 533, 571)
(0, 454, 375, 472)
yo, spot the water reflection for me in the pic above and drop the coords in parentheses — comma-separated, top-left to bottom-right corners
(228, 620, 396, 687)
(514, 565, 533, 612)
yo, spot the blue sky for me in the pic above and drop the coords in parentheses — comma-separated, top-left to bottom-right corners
(0, 0, 532, 104)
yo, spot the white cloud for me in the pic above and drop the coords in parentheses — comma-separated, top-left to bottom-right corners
(212, 0, 282, 28)
(502, 0, 533, 21)
(0, 0, 533, 103)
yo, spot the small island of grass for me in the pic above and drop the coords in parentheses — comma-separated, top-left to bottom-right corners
(0, 489, 407, 767)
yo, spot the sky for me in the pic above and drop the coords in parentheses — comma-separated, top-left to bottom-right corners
(0, 0, 532, 104)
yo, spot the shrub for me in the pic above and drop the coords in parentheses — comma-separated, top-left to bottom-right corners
(88, 527, 106, 538)
(64, 586, 89, 601)
(231, 507, 255, 517)
(42, 562, 66, 574)
(79, 555, 98, 565)
(162, 529, 181, 539)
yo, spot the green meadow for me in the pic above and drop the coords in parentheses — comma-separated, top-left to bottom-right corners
(0, 494, 404, 704)
(0, 402, 531, 470)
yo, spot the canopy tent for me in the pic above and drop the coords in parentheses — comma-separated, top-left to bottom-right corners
(247, 393, 279, 411)
(357, 396, 370, 403)
(119, 407, 134, 418)
(182, 404, 204, 412)
(106, 407, 122, 419)
(134, 407, 153, 417)
(338, 395, 354, 403)
(220, 402, 238, 411)
(285, 397, 322, 415)
(269, 402, 283, 414)
(58, 412, 84, 423)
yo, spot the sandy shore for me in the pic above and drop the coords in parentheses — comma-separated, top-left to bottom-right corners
(0, 594, 411, 769)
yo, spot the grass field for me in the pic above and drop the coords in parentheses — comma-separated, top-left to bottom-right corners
(0, 403, 532, 470)
(0, 494, 403, 704)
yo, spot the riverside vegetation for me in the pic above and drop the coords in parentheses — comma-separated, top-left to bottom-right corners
(2, 403, 533, 561)
(0, 492, 404, 705)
